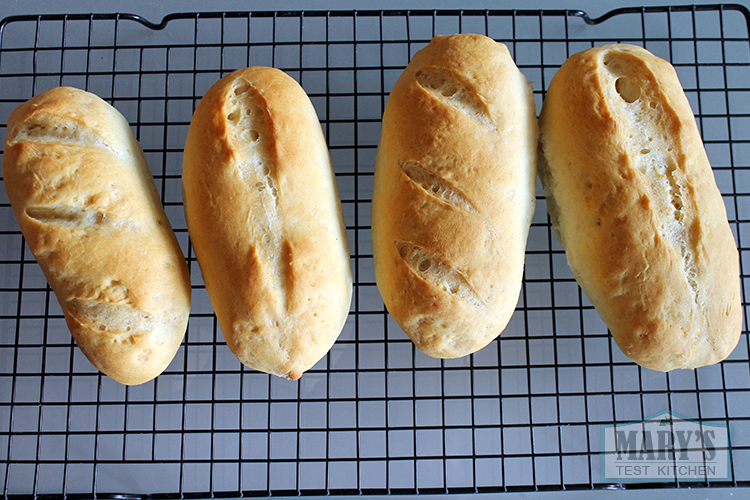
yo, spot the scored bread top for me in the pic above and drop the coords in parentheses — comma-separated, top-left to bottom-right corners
(182, 67, 352, 380)
(538, 44, 741, 370)
(3, 87, 192, 385)
(372, 34, 538, 358)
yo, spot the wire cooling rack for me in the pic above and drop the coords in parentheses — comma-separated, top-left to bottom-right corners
(1, 5, 750, 498)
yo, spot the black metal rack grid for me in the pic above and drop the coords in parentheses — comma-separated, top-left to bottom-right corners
(0, 5, 749, 498)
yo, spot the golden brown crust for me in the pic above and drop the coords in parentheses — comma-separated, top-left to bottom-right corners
(371, 34, 538, 358)
(182, 67, 352, 379)
(539, 44, 741, 370)
(3, 87, 191, 385)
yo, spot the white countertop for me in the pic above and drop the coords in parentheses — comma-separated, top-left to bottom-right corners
(3, 0, 750, 20)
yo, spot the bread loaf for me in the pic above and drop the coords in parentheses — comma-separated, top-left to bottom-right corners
(3, 87, 191, 385)
(182, 67, 352, 380)
(371, 34, 538, 358)
(538, 44, 741, 370)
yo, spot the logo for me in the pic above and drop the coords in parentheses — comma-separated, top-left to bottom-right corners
(601, 410, 731, 482)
